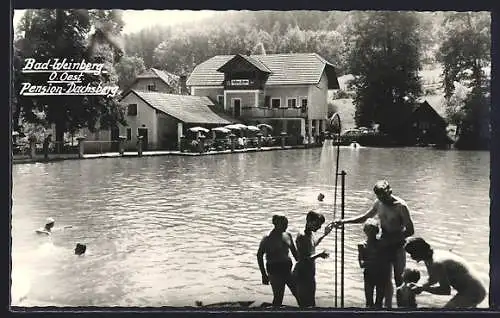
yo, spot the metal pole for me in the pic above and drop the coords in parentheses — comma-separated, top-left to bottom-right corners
(335, 222, 338, 308)
(341, 170, 346, 308)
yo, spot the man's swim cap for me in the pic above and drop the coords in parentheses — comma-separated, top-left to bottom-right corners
(46, 217, 55, 225)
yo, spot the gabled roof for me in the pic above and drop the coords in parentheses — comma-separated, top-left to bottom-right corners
(187, 53, 340, 89)
(217, 54, 272, 74)
(412, 100, 447, 126)
(136, 68, 179, 87)
(127, 90, 235, 125)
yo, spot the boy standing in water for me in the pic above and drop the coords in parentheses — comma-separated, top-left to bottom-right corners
(293, 210, 333, 307)
(257, 214, 299, 306)
(358, 218, 391, 308)
(334, 180, 415, 307)
(396, 268, 421, 308)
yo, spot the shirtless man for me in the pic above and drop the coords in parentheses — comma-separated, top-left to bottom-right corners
(257, 214, 299, 306)
(405, 237, 486, 308)
(293, 210, 333, 307)
(333, 180, 415, 307)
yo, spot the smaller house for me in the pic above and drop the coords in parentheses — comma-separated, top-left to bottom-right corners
(407, 100, 450, 146)
(125, 68, 189, 95)
(75, 68, 190, 153)
(119, 90, 236, 150)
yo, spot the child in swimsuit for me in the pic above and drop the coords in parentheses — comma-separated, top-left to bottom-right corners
(358, 218, 391, 308)
(396, 267, 420, 308)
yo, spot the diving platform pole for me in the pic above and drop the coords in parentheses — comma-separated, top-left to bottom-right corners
(329, 112, 345, 308)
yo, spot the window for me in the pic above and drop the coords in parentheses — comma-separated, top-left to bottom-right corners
(300, 97, 308, 113)
(126, 128, 132, 141)
(217, 95, 224, 105)
(127, 104, 137, 116)
(287, 97, 297, 108)
(264, 96, 271, 108)
(271, 98, 281, 109)
(147, 83, 156, 91)
(300, 97, 308, 108)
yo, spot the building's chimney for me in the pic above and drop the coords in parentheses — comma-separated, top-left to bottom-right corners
(179, 74, 188, 95)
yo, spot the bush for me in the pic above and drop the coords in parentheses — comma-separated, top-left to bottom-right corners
(332, 89, 354, 99)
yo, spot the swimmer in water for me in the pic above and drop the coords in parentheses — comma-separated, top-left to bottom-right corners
(317, 193, 325, 202)
(36, 217, 55, 235)
(74, 243, 86, 255)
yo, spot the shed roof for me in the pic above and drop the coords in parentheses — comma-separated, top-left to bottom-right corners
(128, 90, 236, 125)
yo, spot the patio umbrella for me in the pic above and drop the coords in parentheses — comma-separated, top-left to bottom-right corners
(225, 124, 244, 130)
(211, 127, 231, 134)
(189, 127, 210, 133)
(246, 125, 261, 132)
(257, 123, 273, 131)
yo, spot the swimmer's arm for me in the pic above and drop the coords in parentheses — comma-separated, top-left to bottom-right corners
(288, 233, 299, 262)
(342, 204, 377, 225)
(422, 265, 451, 295)
(310, 250, 329, 260)
(257, 237, 267, 278)
(400, 204, 414, 238)
(357, 244, 366, 268)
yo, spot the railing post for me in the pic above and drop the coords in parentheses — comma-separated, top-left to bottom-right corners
(118, 136, 126, 156)
(179, 135, 185, 152)
(137, 136, 143, 157)
(77, 137, 86, 158)
(198, 135, 205, 154)
(257, 132, 263, 150)
(29, 137, 37, 159)
(280, 132, 287, 149)
(230, 133, 236, 152)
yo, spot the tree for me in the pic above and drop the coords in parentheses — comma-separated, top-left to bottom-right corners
(115, 55, 146, 90)
(13, 9, 126, 148)
(346, 12, 423, 142)
(438, 12, 490, 149)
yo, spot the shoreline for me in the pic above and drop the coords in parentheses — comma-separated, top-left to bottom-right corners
(12, 145, 310, 164)
(12, 144, 488, 165)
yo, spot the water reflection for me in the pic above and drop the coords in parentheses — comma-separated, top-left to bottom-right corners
(12, 147, 489, 308)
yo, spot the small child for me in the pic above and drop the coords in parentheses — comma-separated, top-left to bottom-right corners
(358, 218, 391, 308)
(396, 268, 420, 308)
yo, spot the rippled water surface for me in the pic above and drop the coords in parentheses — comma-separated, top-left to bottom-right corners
(11, 146, 490, 308)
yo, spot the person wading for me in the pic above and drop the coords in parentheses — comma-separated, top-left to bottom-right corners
(257, 214, 298, 306)
(293, 210, 333, 307)
(333, 180, 415, 307)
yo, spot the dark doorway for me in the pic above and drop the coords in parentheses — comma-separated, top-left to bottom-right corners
(111, 127, 120, 151)
(234, 99, 241, 117)
(138, 128, 148, 151)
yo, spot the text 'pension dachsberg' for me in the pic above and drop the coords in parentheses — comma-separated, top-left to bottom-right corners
(19, 58, 120, 98)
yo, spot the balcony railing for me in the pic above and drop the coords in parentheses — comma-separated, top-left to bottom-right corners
(240, 106, 306, 119)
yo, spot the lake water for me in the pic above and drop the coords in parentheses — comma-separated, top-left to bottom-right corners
(11, 145, 490, 308)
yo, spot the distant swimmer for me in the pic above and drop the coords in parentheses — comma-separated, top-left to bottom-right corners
(75, 243, 86, 255)
(317, 193, 325, 202)
(35, 217, 55, 235)
(35, 217, 72, 235)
